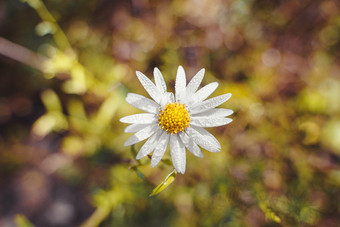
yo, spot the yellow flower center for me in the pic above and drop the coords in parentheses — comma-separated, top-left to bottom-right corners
(158, 102, 191, 134)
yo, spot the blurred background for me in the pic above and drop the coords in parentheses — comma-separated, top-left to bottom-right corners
(1, 0, 340, 226)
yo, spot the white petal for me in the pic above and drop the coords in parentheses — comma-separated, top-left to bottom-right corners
(159, 92, 174, 109)
(186, 127, 220, 153)
(190, 93, 232, 114)
(186, 68, 205, 95)
(170, 134, 186, 174)
(169, 92, 175, 103)
(190, 82, 219, 106)
(151, 131, 170, 167)
(192, 108, 233, 118)
(178, 132, 203, 158)
(136, 71, 162, 103)
(154, 67, 167, 94)
(124, 124, 159, 146)
(136, 129, 162, 159)
(120, 113, 156, 124)
(124, 123, 152, 133)
(190, 125, 221, 149)
(190, 117, 232, 127)
(175, 66, 187, 103)
(126, 93, 159, 114)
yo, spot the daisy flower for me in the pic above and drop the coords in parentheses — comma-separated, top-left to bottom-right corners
(120, 66, 233, 174)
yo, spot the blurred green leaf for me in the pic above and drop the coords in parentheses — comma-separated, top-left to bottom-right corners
(81, 206, 111, 227)
(64, 63, 88, 94)
(41, 89, 63, 112)
(321, 119, 340, 154)
(21, 0, 42, 9)
(31, 112, 68, 137)
(67, 98, 88, 132)
(259, 202, 281, 223)
(92, 93, 120, 132)
(14, 214, 35, 227)
(62, 136, 84, 155)
(35, 21, 57, 36)
(328, 170, 340, 186)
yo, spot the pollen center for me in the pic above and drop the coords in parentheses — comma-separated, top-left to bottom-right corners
(158, 102, 190, 134)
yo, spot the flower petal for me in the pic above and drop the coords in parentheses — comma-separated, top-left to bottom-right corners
(154, 67, 167, 94)
(151, 131, 170, 167)
(124, 124, 159, 146)
(126, 93, 159, 114)
(169, 92, 175, 103)
(190, 117, 233, 127)
(186, 68, 205, 95)
(120, 113, 156, 124)
(179, 132, 203, 158)
(191, 82, 219, 105)
(192, 108, 233, 118)
(190, 125, 221, 149)
(159, 92, 174, 109)
(170, 134, 186, 174)
(124, 123, 153, 133)
(186, 127, 220, 152)
(136, 71, 162, 103)
(175, 66, 187, 103)
(190, 93, 232, 114)
(136, 129, 162, 159)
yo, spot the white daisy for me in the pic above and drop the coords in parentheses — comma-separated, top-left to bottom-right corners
(120, 66, 233, 174)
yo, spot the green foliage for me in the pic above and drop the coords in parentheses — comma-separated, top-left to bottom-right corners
(150, 170, 177, 197)
(14, 215, 35, 227)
